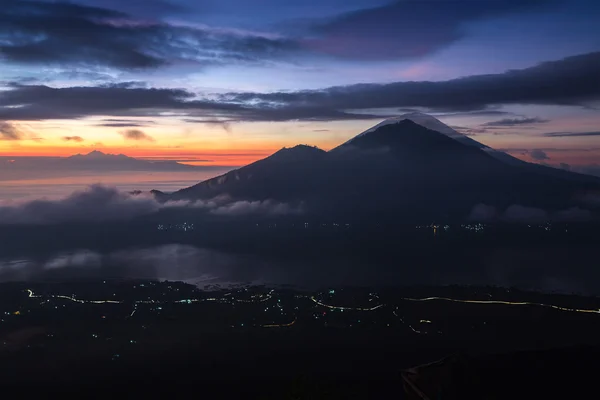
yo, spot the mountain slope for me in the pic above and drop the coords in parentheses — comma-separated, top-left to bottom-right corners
(339, 112, 600, 184)
(171, 145, 327, 201)
(163, 116, 600, 221)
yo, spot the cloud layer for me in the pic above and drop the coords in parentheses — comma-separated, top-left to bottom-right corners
(482, 117, 549, 127)
(0, 185, 300, 225)
(469, 203, 594, 223)
(0, 0, 299, 69)
(220, 51, 600, 114)
(0, 0, 565, 72)
(0, 185, 160, 224)
(1, 51, 599, 124)
(306, 0, 554, 60)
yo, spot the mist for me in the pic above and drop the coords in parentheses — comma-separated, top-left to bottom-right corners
(1, 243, 598, 295)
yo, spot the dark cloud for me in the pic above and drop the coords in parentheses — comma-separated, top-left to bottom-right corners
(451, 126, 488, 136)
(0, 183, 303, 225)
(468, 204, 593, 223)
(62, 136, 84, 142)
(500, 147, 600, 153)
(0, 82, 385, 122)
(0, 0, 299, 70)
(504, 205, 548, 222)
(0, 121, 23, 140)
(529, 149, 550, 160)
(313, 129, 330, 132)
(1, 51, 598, 124)
(221, 51, 600, 113)
(440, 110, 514, 117)
(482, 117, 549, 126)
(305, 0, 556, 60)
(574, 164, 600, 177)
(0, 185, 160, 224)
(468, 203, 498, 222)
(184, 118, 235, 132)
(99, 123, 148, 127)
(543, 131, 600, 137)
(554, 207, 592, 222)
(98, 118, 155, 127)
(119, 129, 154, 141)
(52, 0, 188, 19)
(559, 163, 571, 170)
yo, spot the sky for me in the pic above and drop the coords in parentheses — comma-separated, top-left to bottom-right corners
(1, 0, 600, 182)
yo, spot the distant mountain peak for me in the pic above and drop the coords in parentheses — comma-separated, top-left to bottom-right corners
(68, 150, 130, 160)
(276, 144, 323, 154)
(61, 150, 198, 172)
(267, 144, 326, 162)
(351, 112, 462, 144)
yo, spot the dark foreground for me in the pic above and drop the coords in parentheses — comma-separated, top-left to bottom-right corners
(1, 280, 599, 398)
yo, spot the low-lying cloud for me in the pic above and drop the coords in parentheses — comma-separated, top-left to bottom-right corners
(211, 200, 303, 216)
(469, 203, 594, 223)
(0, 185, 160, 224)
(0, 185, 301, 225)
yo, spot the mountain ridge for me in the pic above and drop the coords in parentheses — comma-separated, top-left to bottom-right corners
(60, 150, 201, 171)
(158, 115, 600, 220)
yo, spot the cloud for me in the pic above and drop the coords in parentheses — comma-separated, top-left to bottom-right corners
(0, 121, 23, 140)
(162, 195, 302, 216)
(451, 126, 488, 136)
(0, 185, 302, 225)
(0, 82, 385, 122)
(543, 131, 600, 137)
(304, 0, 555, 60)
(62, 136, 84, 142)
(554, 207, 592, 222)
(221, 51, 600, 114)
(468, 203, 593, 223)
(0, 0, 299, 70)
(529, 149, 549, 161)
(119, 129, 154, 141)
(99, 123, 148, 127)
(482, 117, 549, 127)
(579, 192, 600, 206)
(184, 118, 235, 132)
(574, 164, 600, 177)
(1, 51, 598, 124)
(97, 118, 155, 127)
(211, 200, 303, 216)
(0, 185, 160, 224)
(468, 204, 498, 222)
(504, 204, 549, 222)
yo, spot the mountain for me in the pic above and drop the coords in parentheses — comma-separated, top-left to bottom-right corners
(161, 113, 600, 221)
(170, 145, 327, 201)
(356, 113, 600, 184)
(60, 151, 199, 171)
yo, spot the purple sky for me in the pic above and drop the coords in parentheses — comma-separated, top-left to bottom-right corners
(1, 0, 599, 178)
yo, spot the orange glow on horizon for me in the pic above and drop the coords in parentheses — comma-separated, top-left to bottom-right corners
(0, 146, 281, 167)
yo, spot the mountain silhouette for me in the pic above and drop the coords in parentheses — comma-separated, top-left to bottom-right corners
(61, 151, 199, 171)
(159, 113, 600, 221)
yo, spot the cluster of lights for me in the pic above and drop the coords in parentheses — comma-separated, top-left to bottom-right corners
(460, 223, 485, 232)
(156, 222, 195, 232)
